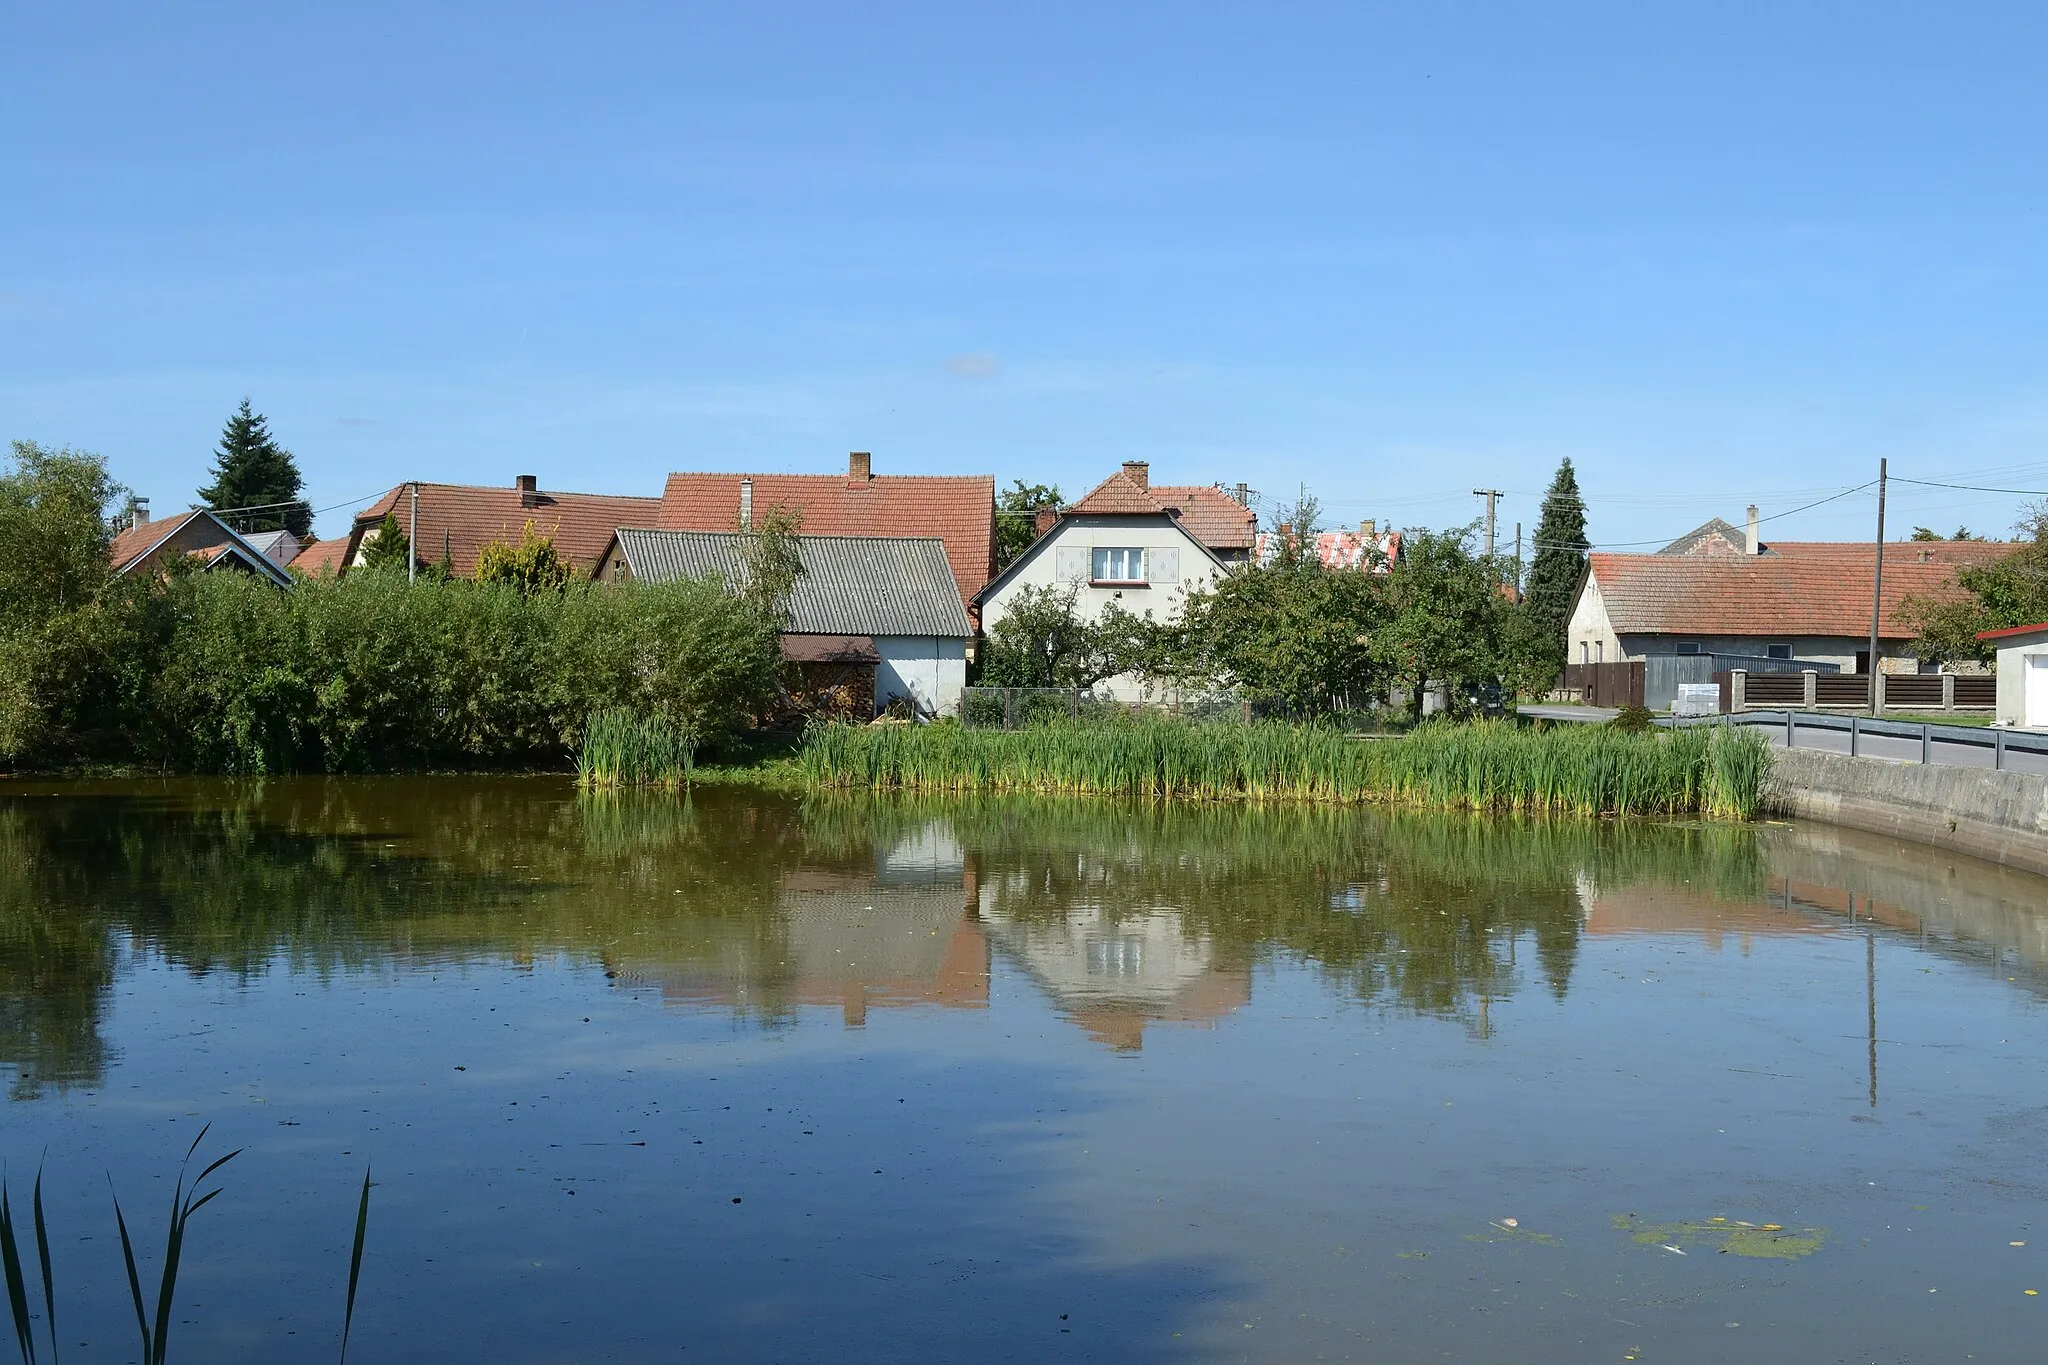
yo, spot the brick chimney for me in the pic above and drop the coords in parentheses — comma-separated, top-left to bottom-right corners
(1359, 518, 1376, 538)
(1746, 504, 1761, 555)
(1121, 460, 1149, 489)
(849, 451, 872, 481)
(516, 474, 540, 508)
(1034, 507, 1058, 538)
(740, 477, 754, 528)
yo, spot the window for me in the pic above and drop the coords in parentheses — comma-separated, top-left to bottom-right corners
(1091, 547, 1145, 583)
(1676, 641, 1702, 655)
(1766, 642, 1792, 661)
(1580, 642, 1590, 665)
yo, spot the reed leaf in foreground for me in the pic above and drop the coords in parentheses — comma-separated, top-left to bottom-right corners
(340, 1166, 371, 1365)
(110, 1125, 240, 1365)
(0, 1165, 55, 1365)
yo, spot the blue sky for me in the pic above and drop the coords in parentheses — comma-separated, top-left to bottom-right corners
(4, 2, 2044, 547)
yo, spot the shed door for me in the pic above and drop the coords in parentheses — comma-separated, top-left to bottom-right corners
(2027, 655, 2048, 729)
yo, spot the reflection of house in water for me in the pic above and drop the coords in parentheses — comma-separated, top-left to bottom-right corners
(976, 877, 1249, 1052)
(619, 822, 989, 1026)
(1582, 886, 1833, 951)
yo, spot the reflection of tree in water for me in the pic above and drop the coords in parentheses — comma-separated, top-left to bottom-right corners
(920, 797, 1767, 1031)
(0, 780, 1769, 1095)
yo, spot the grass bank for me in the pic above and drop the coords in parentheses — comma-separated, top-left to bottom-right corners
(795, 719, 1770, 819)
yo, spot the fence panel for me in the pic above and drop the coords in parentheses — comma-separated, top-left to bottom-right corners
(1955, 676, 1996, 708)
(1883, 675, 1945, 708)
(1815, 675, 1874, 707)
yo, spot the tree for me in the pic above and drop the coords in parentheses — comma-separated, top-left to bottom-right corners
(1174, 553, 1385, 714)
(198, 400, 310, 537)
(995, 480, 1063, 570)
(733, 505, 807, 622)
(979, 585, 1135, 689)
(1371, 526, 1514, 716)
(357, 514, 411, 574)
(1521, 459, 1589, 679)
(0, 441, 122, 625)
(476, 522, 573, 596)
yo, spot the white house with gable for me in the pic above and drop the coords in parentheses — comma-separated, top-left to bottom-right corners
(975, 462, 1235, 702)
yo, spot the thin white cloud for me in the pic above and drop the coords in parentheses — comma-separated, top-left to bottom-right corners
(945, 353, 999, 379)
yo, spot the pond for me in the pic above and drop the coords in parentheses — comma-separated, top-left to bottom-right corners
(3, 778, 2047, 1362)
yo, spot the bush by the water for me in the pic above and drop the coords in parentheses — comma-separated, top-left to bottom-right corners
(798, 718, 1770, 819)
(3, 567, 779, 773)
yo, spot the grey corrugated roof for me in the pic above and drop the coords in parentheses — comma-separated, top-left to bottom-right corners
(615, 529, 973, 638)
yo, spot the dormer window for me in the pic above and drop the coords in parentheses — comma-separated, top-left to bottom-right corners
(1091, 547, 1146, 584)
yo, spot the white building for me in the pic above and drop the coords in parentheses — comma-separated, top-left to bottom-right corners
(1980, 624, 2048, 729)
(975, 463, 1240, 702)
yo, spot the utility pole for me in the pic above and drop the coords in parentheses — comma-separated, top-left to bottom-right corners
(1472, 488, 1503, 558)
(408, 481, 420, 585)
(1513, 522, 1523, 594)
(1866, 458, 1887, 715)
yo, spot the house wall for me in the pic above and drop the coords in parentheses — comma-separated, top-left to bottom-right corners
(981, 515, 1225, 632)
(875, 636, 968, 718)
(1610, 634, 1924, 673)
(1991, 630, 2048, 728)
(1565, 577, 1625, 664)
(980, 515, 1225, 703)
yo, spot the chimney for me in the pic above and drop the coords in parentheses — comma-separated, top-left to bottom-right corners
(1233, 482, 1249, 506)
(1034, 507, 1058, 538)
(739, 477, 754, 529)
(849, 450, 872, 481)
(516, 474, 540, 508)
(1746, 504, 1760, 555)
(1121, 460, 1149, 489)
(133, 497, 150, 527)
(1359, 518, 1376, 538)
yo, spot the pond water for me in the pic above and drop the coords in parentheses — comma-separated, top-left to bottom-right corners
(4, 779, 2048, 1362)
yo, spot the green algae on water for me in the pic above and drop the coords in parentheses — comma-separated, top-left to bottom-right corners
(1613, 1213, 1827, 1260)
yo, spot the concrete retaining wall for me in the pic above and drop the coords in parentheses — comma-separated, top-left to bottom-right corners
(1765, 747, 2048, 880)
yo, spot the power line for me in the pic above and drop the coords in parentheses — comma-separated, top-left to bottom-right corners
(1890, 476, 2048, 497)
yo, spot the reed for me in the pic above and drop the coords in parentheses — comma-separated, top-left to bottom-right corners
(797, 719, 1769, 819)
(578, 709, 698, 790)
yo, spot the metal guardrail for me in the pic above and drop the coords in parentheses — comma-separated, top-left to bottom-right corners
(1666, 710, 2048, 776)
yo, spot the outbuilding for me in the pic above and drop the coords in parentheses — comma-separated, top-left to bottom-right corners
(596, 528, 973, 719)
(1978, 624, 2048, 729)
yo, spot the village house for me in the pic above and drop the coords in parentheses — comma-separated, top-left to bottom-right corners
(655, 452, 995, 623)
(108, 508, 297, 588)
(316, 475, 662, 578)
(974, 462, 1243, 701)
(595, 528, 974, 719)
(1567, 510, 2011, 675)
(1978, 624, 2048, 729)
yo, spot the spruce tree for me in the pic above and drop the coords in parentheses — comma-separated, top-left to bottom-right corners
(198, 399, 310, 537)
(1521, 458, 1590, 676)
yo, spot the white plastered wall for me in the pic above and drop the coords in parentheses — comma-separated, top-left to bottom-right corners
(1991, 630, 2048, 728)
(876, 636, 969, 718)
(1566, 575, 1625, 664)
(979, 515, 1225, 702)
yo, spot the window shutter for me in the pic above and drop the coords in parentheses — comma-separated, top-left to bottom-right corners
(1151, 547, 1179, 582)
(1055, 546, 1087, 581)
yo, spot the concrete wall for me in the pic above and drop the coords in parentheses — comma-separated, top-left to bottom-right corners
(1765, 746, 2048, 879)
(876, 635, 968, 718)
(1991, 628, 2048, 728)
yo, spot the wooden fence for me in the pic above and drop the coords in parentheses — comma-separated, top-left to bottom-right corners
(1558, 661, 1645, 709)
(1721, 669, 1993, 713)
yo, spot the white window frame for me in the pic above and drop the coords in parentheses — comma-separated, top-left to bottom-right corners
(1091, 547, 1146, 584)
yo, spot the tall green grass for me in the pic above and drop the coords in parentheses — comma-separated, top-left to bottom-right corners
(798, 719, 1770, 819)
(578, 709, 698, 790)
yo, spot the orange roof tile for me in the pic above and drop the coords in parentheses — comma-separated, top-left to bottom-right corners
(1588, 540, 2015, 639)
(657, 470, 995, 612)
(342, 481, 662, 578)
(1152, 484, 1259, 551)
(1066, 468, 1168, 516)
(290, 537, 351, 577)
(109, 510, 205, 571)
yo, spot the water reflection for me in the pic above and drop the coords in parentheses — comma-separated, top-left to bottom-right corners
(6, 780, 2048, 1098)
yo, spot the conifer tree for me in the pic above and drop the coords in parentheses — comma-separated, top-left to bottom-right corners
(198, 399, 310, 537)
(1521, 458, 1590, 676)
(358, 513, 412, 574)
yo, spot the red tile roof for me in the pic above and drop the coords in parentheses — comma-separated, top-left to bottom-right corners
(1588, 540, 2015, 639)
(290, 537, 351, 577)
(341, 482, 663, 578)
(1063, 471, 1259, 552)
(109, 510, 205, 571)
(657, 471, 995, 612)
(1977, 621, 2048, 642)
